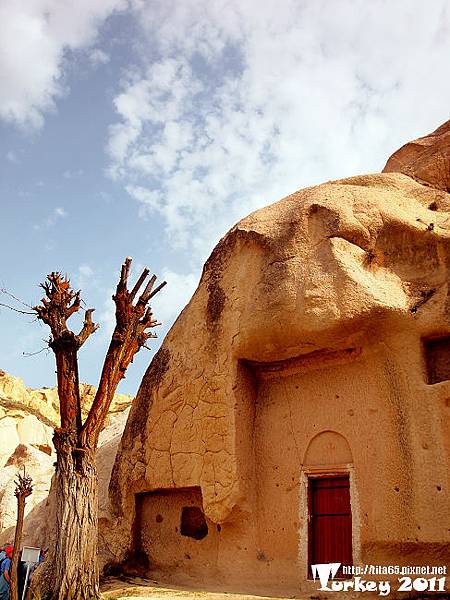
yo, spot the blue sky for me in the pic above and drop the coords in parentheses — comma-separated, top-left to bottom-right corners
(1, 0, 449, 395)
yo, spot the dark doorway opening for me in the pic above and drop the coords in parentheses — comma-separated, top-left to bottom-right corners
(308, 475, 352, 579)
(423, 336, 450, 384)
(181, 506, 208, 540)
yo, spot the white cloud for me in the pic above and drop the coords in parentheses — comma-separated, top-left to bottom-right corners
(89, 48, 110, 67)
(0, 0, 127, 128)
(98, 287, 116, 339)
(151, 269, 198, 325)
(126, 185, 163, 215)
(107, 0, 450, 268)
(106, 58, 198, 178)
(34, 206, 68, 230)
(63, 169, 84, 179)
(79, 265, 94, 277)
(74, 264, 95, 292)
(6, 151, 18, 163)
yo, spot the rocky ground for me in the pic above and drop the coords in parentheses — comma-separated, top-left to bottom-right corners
(101, 577, 294, 600)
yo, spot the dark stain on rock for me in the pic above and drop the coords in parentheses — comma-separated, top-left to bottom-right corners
(108, 460, 123, 516)
(133, 347, 171, 440)
(442, 242, 450, 321)
(202, 227, 270, 281)
(144, 347, 171, 388)
(207, 282, 226, 326)
(202, 228, 272, 330)
(118, 347, 171, 454)
(126, 495, 151, 575)
(408, 285, 437, 313)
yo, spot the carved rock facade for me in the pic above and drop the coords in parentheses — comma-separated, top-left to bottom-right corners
(110, 123, 450, 595)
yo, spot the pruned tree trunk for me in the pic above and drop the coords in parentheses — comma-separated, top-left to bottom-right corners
(29, 260, 165, 600)
(50, 431, 98, 600)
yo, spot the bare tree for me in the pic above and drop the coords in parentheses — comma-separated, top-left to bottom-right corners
(10, 469, 33, 600)
(30, 258, 165, 600)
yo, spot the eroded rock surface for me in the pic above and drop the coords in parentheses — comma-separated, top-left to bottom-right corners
(109, 121, 450, 595)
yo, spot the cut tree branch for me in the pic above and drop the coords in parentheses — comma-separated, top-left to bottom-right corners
(67, 291, 81, 318)
(76, 309, 99, 348)
(81, 257, 166, 448)
(32, 262, 165, 447)
(33, 273, 85, 432)
(129, 267, 150, 301)
(137, 274, 157, 306)
(148, 281, 167, 301)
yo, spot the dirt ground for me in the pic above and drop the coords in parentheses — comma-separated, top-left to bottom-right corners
(100, 577, 299, 600)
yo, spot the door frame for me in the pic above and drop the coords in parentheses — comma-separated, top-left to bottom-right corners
(307, 473, 352, 578)
(298, 464, 361, 582)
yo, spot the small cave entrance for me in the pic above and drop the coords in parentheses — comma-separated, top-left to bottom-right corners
(423, 336, 450, 384)
(180, 505, 208, 540)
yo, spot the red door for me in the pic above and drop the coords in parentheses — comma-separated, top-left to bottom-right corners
(308, 475, 352, 577)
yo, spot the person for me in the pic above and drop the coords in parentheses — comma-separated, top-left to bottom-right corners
(0, 545, 13, 600)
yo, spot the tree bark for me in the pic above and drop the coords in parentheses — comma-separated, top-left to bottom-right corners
(53, 339, 82, 434)
(48, 430, 99, 600)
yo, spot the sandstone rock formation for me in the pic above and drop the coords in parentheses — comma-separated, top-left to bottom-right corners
(0, 370, 132, 549)
(0, 370, 131, 466)
(383, 118, 450, 192)
(109, 121, 450, 595)
(0, 371, 55, 464)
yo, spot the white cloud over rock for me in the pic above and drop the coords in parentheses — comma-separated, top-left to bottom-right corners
(108, 0, 450, 267)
